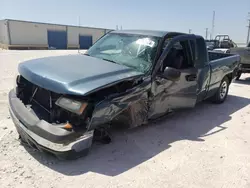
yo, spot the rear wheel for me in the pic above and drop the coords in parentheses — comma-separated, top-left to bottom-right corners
(211, 77, 229, 104)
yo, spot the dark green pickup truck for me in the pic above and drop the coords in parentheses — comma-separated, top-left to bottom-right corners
(9, 30, 240, 159)
(230, 42, 250, 80)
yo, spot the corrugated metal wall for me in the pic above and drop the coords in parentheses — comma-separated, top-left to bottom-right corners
(8, 20, 66, 47)
(67, 26, 105, 49)
(0, 20, 9, 46)
(3, 20, 110, 49)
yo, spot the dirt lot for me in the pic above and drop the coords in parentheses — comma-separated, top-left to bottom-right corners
(0, 50, 250, 188)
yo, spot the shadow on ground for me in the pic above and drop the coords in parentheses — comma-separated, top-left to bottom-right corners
(25, 94, 250, 176)
(234, 76, 250, 85)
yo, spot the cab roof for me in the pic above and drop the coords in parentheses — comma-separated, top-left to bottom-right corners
(110, 30, 186, 37)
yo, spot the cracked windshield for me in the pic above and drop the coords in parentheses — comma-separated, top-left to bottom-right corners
(87, 33, 159, 73)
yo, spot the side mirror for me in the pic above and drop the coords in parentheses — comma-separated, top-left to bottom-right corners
(159, 67, 181, 81)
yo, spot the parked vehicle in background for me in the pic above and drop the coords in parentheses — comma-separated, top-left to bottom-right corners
(212, 48, 231, 54)
(230, 42, 250, 80)
(206, 35, 237, 53)
(9, 30, 240, 159)
(206, 40, 217, 50)
(214, 35, 237, 48)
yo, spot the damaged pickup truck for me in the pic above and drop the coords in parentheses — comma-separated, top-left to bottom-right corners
(9, 30, 240, 159)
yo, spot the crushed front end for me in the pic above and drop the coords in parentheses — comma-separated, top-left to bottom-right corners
(9, 75, 94, 159)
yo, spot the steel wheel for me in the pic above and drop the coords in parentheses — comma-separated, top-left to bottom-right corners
(210, 76, 229, 104)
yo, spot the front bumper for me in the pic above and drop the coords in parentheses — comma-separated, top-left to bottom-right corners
(8, 89, 93, 159)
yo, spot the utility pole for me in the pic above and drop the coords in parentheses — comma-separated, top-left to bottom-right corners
(189, 29, 192, 34)
(210, 11, 215, 40)
(246, 12, 250, 45)
(205, 28, 209, 39)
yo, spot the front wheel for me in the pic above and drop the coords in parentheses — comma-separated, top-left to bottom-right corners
(211, 77, 229, 104)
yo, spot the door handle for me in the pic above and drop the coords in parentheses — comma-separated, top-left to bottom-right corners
(185, 74, 197, 81)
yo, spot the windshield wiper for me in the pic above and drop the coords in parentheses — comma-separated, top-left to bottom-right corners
(83, 53, 117, 64)
(101, 58, 117, 64)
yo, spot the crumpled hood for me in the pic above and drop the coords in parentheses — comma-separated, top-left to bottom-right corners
(18, 54, 143, 96)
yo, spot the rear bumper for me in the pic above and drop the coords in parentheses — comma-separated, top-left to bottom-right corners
(8, 89, 93, 158)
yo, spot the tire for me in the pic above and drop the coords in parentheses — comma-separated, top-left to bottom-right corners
(235, 71, 242, 80)
(211, 76, 229, 104)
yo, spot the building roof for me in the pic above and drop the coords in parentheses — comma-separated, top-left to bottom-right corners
(111, 30, 189, 38)
(111, 30, 170, 37)
(1, 19, 112, 31)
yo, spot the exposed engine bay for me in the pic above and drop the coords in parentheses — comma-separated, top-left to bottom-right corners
(15, 75, 140, 131)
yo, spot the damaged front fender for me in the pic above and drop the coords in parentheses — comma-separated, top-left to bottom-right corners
(88, 78, 151, 130)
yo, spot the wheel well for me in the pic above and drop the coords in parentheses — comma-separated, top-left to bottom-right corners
(225, 73, 233, 84)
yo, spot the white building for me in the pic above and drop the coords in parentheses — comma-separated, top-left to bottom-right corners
(0, 19, 112, 49)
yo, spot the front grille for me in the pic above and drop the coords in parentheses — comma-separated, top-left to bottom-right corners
(16, 77, 63, 122)
(32, 87, 51, 110)
(16, 76, 89, 127)
(29, 83, 61, 111)
(29, 85, 61, 122)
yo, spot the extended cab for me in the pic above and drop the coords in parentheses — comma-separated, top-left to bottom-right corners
(230, 42, 250, 80)
(9, 30, 240, 159)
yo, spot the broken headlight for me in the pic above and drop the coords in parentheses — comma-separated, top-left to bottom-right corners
(55, 97, 87, 115)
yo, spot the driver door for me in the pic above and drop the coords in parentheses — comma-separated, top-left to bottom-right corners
(149, 35, 198, 119)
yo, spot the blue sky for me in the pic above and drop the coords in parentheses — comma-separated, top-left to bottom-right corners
(1, 0, 250, 43)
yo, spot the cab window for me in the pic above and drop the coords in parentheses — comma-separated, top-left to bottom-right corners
(160, 39, 194, 71)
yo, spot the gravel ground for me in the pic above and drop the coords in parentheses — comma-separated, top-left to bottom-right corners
(0, 50, 250, 188)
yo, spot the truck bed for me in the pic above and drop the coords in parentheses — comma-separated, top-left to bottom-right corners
(207, 51, 240, 95)
(208, 51, 240, 74)
(208, 51, 236, 61)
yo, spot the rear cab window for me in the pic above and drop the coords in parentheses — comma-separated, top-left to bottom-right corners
(160, 38, 195, 71)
